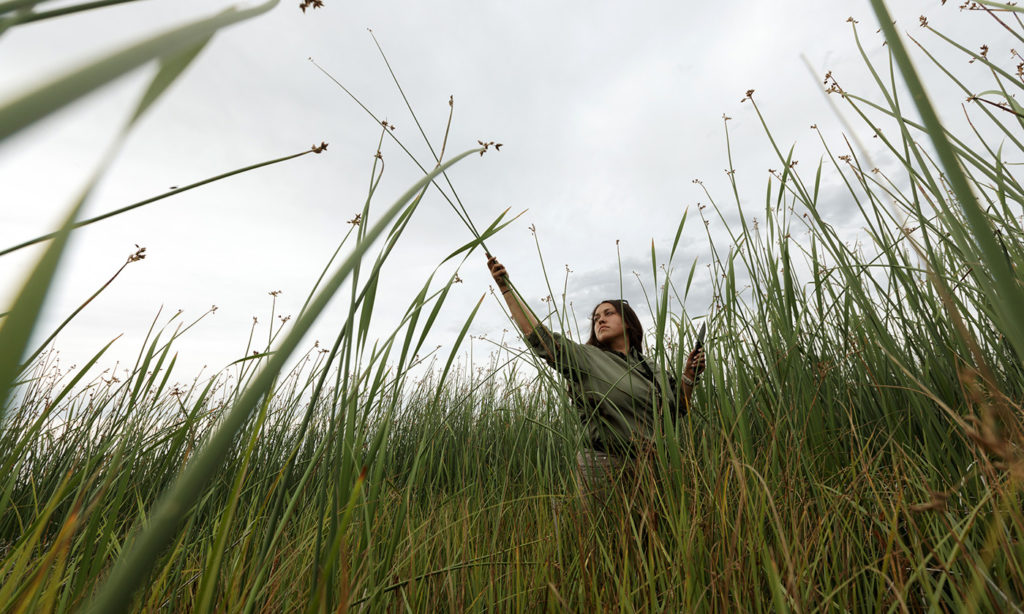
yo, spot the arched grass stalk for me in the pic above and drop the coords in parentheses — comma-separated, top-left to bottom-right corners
(15, 246, 146, 372)
(0, 145, 327, 258)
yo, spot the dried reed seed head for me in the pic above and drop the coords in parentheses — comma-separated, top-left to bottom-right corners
(311, 141, 328, 153)
(476, 140, 502, 155)
(920, 15, 928, 28)
(347, 213, 361, 226)
(824, 71, 844, 95)
(127, 245, 147, 263)
(298, 0, 324, 13)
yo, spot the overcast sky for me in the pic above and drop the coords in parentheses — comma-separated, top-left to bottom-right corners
(0, 0, 1008, 383)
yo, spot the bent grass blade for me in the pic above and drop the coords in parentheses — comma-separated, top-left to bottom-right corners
(0, 0, 278, 143)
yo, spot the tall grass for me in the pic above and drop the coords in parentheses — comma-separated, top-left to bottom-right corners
(2, 1, 1024, 612)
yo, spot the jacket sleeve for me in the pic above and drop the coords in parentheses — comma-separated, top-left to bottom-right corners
(524, 325, 588, 380)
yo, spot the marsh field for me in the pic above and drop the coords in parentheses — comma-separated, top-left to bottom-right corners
(2, 0, 1024, 612)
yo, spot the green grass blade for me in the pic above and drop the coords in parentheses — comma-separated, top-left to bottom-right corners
(869, 0, 1024, 364)
(0, 10, 254, 414)
(1, 148, 319, 257)
(2, 0, 147, 30)
(0, 0, 278, 143)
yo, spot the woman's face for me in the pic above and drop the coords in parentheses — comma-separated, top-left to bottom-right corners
(592, 302, 625, 348)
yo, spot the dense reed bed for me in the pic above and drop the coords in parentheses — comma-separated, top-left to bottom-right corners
(2, 0, 1024, 611)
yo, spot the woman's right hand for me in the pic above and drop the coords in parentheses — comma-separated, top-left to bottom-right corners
(685, 347, 706, 380)
(486, 254, 510, 292)
(486, 253, 539, 336)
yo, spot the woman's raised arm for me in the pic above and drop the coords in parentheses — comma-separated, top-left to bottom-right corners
(487, 254, 539, 338)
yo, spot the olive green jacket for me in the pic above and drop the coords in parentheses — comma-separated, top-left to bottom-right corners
(526, 325, 679, 456)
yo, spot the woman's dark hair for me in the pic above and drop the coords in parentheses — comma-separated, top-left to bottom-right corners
(586, 299, 644, 354)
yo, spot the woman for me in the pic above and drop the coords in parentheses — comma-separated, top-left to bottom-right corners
(486, 254, 706, 501)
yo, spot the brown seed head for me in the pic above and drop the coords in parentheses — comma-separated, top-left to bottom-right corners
(128, 244, 147, 263)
